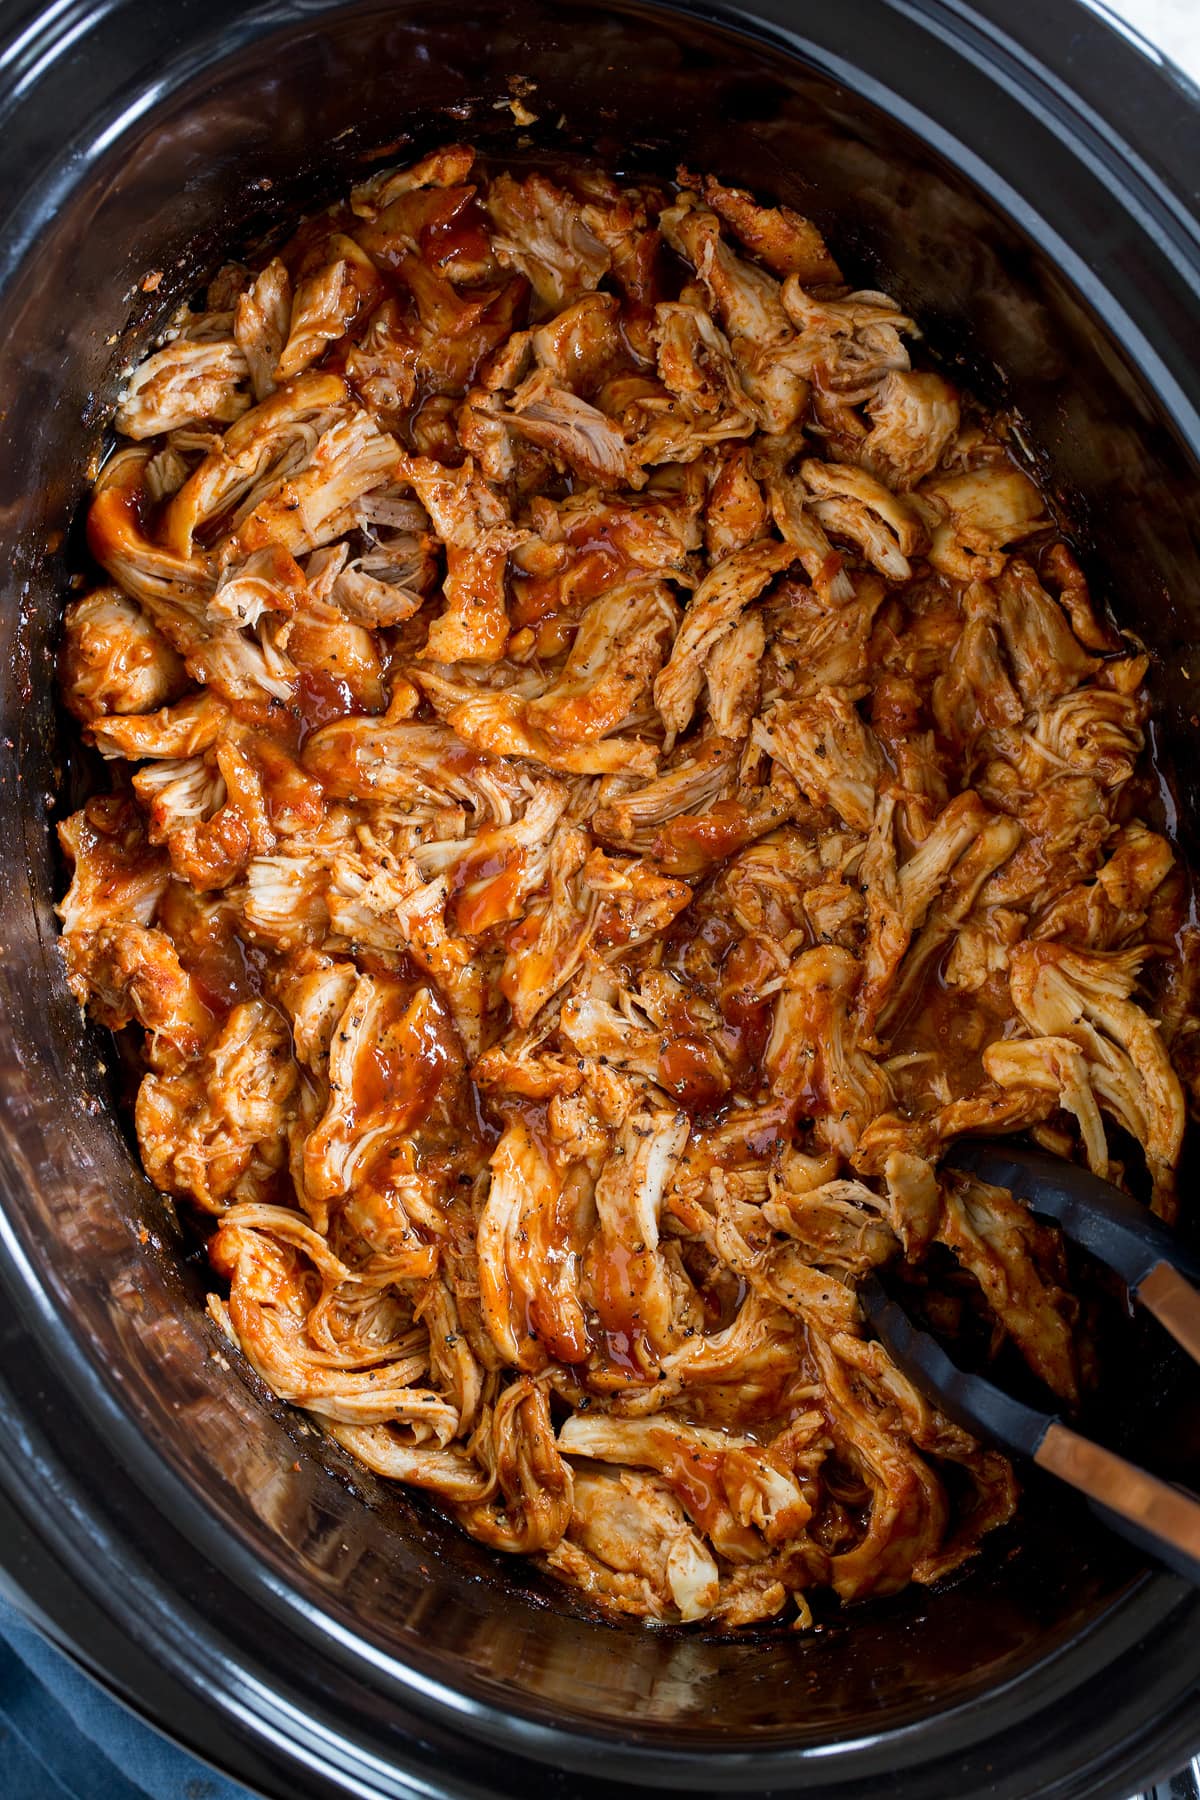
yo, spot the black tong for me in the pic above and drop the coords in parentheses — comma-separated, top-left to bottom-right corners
(860, 1139, 1200, 1585)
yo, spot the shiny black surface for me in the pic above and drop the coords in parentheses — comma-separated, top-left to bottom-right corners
(0, 1, 1199, 1795)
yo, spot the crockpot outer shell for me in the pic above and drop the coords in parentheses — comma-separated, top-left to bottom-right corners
(0, 1, 1199, 1796)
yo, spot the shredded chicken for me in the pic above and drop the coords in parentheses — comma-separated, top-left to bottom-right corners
(57, 145, 1193, 1632)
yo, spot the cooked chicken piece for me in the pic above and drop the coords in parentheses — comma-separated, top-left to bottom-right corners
(429, 538, 516, 665)
(115, 333, 250, 438)
(510, 489, 701, 639)
(413, 1278, 485, 1433)
(678, 168, 842, 283)
(799, 460, 927, 582)
(1040, 540, 1121, 653)
(984, 1036, 1109, 1176)
(132, 753, 225, 842)
(753, 689, 884, 833)
(302, 977, 459, 1205)
(62, 921, 215, 1071)
(279, 959, 359, 1067)
(705, 445, 769, 560)
(941, 904, 1026, 993)
(858, 370, 960, 490)
(931, 579, 1024, 754)
(660, 202, 808, 433)
(484, 171, 610, 309)
(161, 369, 348, 556)
(918, 464, 1050, 580)
(524, 580, 678, 743)
(653, 1290, 802, 1427)
(233, 258, 292, 401)
(329, 1423, 491, 1500)
(56, 798, 169, 960)
(87, 446, 216, 634)
(416, 667, 657, 779)
(805, 1326, 950, 1601)
(760, 448, 856, 603)
(137, 998, 297, 1211)
(1005, 941, 1185, 1205)
(330, 531, 435, 629)
(303, 714, 523, 816)
(708, 824, 827, 940)
(779, 283, 914, 401)
(209, 1221, 451, 1430)
(232, 410, 399, 557)
(275, 237, 382, 380)
(410, 779, 569, 935)
(478, 1118, 591, 1368)
(546, 1465, 720, 1621)
(559, 1413, 809, 1561)
(349, 143, 477, 219)
(937, 1171, 1079, 1401)
(999, 685, 1145, 795)
(506, 368, 640, 490)
(472, 1024, 585, 1103)
(763, 574, 887, 699)
(227, 1198, 435, 1293)
(322, 864, 486, 1059)
(709, 1187, 865, 1335)
(1029, 822, 1174, 953)
(598, 749, 803, 880)
(455, 1376, 574, 1552)
(90, 442, 300, 709)
(653, 301, 754, 422)
(500, 825, 596, 1026)
(702, 613, 765, 740)
(584, 1103, 690, 1375)
(558, 972, 715, 1099)
(205, 543, 302, 632)
(392, 451, 527, 663)
(582, 849, 692, 948)
(546, 979, 645, 1088)
(766, 946, 892, 1157)
(577, 182, 665, 359)
(61, 588, 187, 721)
(365, 256, 526, 401)
(610, 374, 756, 470)
(654, 539, 794, 740)
(877, 812, 1022, 1034)
(459, 383, 523, 484)
(857, 790, 995, 1029)
(995, 558, 1098, 707)
(763, 1176, 897, 1274)
(881, 1151, 941, 1258)
(528, 291, 626, 395)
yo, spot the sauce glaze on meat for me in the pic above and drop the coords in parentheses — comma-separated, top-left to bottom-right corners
(56, 144, 1198, 1627)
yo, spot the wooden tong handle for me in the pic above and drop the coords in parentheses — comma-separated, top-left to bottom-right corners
(1138, 1260, 1200, 1367)
(1037, 1421, 1200, 1579)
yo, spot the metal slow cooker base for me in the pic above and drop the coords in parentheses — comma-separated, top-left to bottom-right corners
(1, 1, 1199, 1794)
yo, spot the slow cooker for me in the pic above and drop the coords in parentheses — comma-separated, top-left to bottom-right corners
(1, 1, 1199, 1795)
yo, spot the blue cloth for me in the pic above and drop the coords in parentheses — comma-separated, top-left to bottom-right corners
(0, 1593, 253, 1800)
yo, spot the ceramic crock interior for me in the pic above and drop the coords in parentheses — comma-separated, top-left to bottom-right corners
(1, 0, 1199, 1764)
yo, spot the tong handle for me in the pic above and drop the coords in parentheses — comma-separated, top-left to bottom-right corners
(1138, 1262, 1200, 1368)
(1037, 1421, 1200, 1587)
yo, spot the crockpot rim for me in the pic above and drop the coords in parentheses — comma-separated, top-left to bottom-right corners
(1, 0, 1199, 1795)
